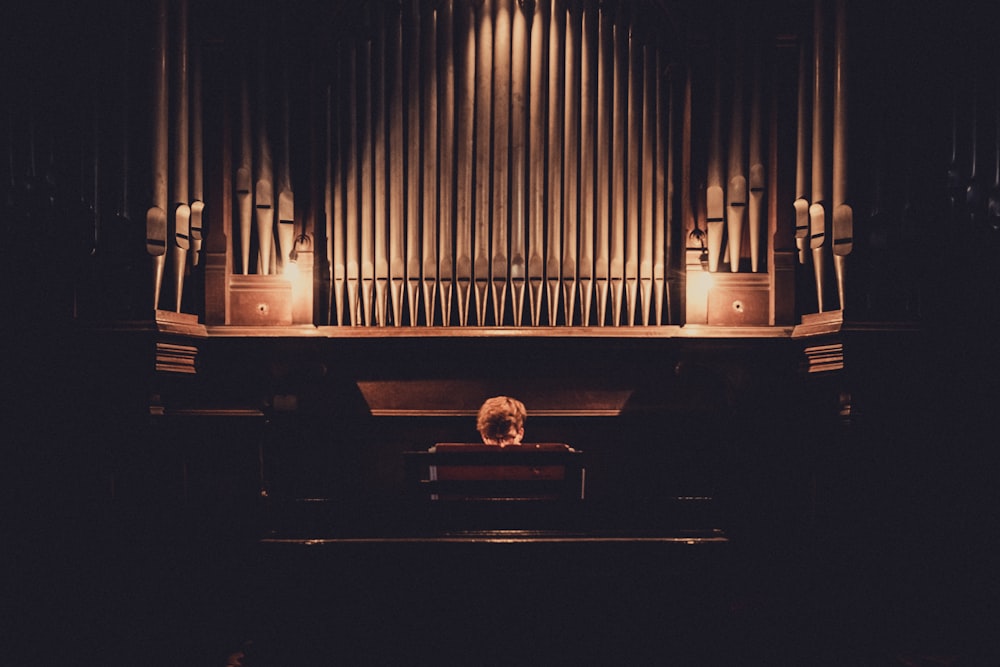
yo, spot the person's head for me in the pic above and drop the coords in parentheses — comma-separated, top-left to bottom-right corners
(476, 396, 526, 446)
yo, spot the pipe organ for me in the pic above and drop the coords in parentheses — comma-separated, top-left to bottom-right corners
(7, 0, 993, 553)
(10, 0, 994, 334)
(199, 0, 826, 329)
(6, 0, 979, 495)
(310, 0, 690, 328)
(5, 0, 962, 332)
(9, 3, 1000, 662)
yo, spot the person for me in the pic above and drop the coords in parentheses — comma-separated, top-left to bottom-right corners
(476, 395, 526, 447)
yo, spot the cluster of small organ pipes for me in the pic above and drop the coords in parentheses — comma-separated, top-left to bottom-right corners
(146, 0, 852, 325)
(146, 0, 205, 313)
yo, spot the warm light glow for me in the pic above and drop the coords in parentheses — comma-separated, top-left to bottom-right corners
(688, 269, 714, 306)
(283, 258, 311, 296)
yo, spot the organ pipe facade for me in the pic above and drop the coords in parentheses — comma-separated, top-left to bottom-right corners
(219, 0, 785, 329)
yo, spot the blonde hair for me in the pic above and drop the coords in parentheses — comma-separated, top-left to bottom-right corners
(476, 396, 526, 443)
